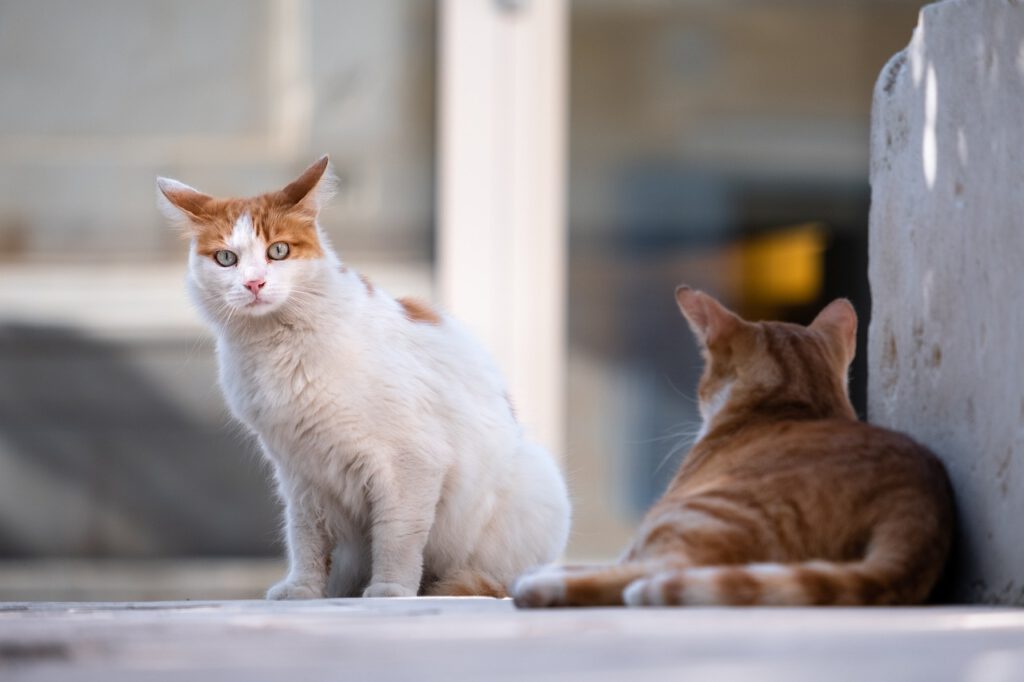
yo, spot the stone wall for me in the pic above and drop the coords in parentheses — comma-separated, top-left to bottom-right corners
(868, 0, 1024, 604)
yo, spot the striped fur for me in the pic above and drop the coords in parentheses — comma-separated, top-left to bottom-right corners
(513, 287, 953, 608)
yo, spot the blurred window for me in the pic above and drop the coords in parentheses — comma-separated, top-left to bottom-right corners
(0, 0, 437, 565)
(565, 0, 927, 559)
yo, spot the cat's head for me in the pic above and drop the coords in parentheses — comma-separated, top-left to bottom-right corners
(156, 157, 336, 321)
(675, 286, 858, 433)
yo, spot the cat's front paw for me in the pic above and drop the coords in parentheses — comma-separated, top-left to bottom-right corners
(362, 582, 417, 598)
(266, 580, 324, 600)
(511, 567, 566, 608)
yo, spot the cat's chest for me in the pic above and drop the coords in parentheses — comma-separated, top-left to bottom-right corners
(218, 336, 358, 432)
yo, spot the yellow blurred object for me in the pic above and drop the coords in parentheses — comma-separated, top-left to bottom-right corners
(739, 223, 825, 307)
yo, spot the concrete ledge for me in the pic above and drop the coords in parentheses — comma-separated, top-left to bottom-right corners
(1, 598, 1023, 681)
(0, 559, 285, 602)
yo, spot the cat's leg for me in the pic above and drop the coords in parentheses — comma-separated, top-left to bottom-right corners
(362, 470, 443, 598)
(266, 474, 333, 600)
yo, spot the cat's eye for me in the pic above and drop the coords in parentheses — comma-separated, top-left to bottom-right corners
(267, 242, 290, 261)
(214, 250, 238, 267)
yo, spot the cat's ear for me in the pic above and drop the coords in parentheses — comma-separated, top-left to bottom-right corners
(810, 298, 857, 365)
(156, 178, 214, 235)
(276, 155, 336, 216)
(675, 286, 741, 347)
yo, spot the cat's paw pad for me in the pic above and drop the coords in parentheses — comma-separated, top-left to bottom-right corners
(362, 582, 416, 598)
(266, 580, 324, 600)
(622, 574, 672, 607)
(511, 567, 567, 608)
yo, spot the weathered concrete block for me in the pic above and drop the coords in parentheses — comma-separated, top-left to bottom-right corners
(869, 0, 1024, 604)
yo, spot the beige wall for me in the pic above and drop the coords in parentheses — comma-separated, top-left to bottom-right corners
(0, 0, 437, 560)
(0, 0, 436, 264)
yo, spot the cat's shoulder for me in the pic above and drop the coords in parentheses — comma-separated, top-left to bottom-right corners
(333, 264, 445, 328)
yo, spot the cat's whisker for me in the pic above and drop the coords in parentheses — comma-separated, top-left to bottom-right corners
(181, 332, 213, 368)
(663, 375, 698, 405)
(627, 422, 702, 446)
(653, 430, 700, 474)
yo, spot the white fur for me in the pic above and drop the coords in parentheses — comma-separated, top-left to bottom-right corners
(171, 180, 571, 599)
(510, 565, 568, 608)
(695, 382, 733, 442)
(622, 577, 654, 606)
(156, 177, 200, 228)
(673, 566, 720, 605)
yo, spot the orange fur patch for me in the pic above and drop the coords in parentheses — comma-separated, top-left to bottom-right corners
(715, 568, 762, 606)
(427, 571, 507, 598)
(399, 297, 441, 325)
(161, 158, 330, 261)
(188, 196, 324, 260)
(359, 273, 375, 295)
(323, 552, 333, 580)
(559, 564, 654, 606)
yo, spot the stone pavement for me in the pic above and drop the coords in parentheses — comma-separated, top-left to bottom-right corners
(1, 598, 1023, 681)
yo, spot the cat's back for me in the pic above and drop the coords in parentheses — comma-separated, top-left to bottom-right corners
(688, 417, 950, 501)
(631, 417, 952, 568)
(661, 418, 951, 552)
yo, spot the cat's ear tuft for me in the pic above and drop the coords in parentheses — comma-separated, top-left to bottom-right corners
(810, 298, 857, 364)
(278, 155, 337, 215)
(675, 286, 740, 347)
(156, 177, 213, 235)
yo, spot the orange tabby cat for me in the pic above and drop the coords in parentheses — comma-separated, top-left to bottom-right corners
(513, 287, 954, 607)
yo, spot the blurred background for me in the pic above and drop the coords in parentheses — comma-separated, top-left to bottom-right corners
(0, 0, 924, 600)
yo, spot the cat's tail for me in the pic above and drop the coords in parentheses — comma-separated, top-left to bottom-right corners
(426, 569, 508, 599)
(624, 519, 948, 607)
(514, 524, 947, 607)
(514, 559, 917, 608)
(621, 560, 898, 607)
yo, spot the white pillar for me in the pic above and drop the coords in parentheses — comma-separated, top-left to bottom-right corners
(438, 0, 568, 456)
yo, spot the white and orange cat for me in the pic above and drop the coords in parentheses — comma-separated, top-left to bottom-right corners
(157, 157, 570, 599)
(514, 287, 953, 607)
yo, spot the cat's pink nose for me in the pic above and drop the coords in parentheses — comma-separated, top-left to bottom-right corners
(245, 279, 266, 295)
